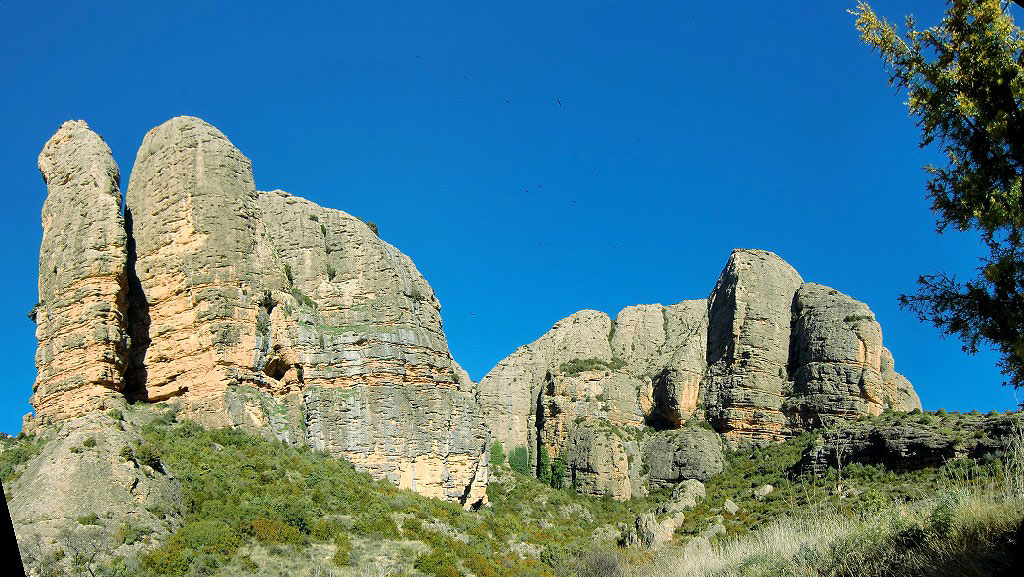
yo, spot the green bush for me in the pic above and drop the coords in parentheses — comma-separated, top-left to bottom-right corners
(415, 549, 462, 577)
(352, 511, 400, 539)
(135, 444, 163, 471)
(558, 357, 626, 376)
(77, 513, 100, 526)
(490, 441, 505, 466)
(108, 408, 123, 421)
(83, 436, 96, 448)
(538, 446, 552, 484)
(509, 446, 530, 475)
(331, 533, 352, 567)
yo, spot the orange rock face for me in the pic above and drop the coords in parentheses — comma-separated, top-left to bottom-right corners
(31, 117, 489, 507)
(32, 121, 128, 422)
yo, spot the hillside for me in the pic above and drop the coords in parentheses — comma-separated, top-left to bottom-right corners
(4, 402, 1022, 576)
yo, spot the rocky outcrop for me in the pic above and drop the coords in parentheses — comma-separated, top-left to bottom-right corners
(785, 283, 919, 428)
(704, 249, 803, 442)
(644, 427, 724, 488)
(477, 310, 613, 455)
(800, 411, 1021, 474)
(481, 248, 920, 496)
(32, 121, 129, 422)
(9, 408, 183, 568)
(30, 117, 488, 506)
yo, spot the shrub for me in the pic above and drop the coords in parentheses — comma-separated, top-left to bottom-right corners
(108, 408, 123, 421)
(490, 441, 505, 466)
(415, 549, 462, 577)
(135, 444, 163, 471)
(365, 221, 379, 236)
(83, 436, 96, 448)
(352, 512, 400, 539)
(509, 446, 530, 475)
(538, 445, 552, 484)
(331, 533, 352, 567)
(116, 521, 152, 545)
(558, 357, 626, 376)
(77, 513, 100, 526)
(251, 518, 304, 545)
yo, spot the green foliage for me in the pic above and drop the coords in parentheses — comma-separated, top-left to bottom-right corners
(289, 287, 317, 309)
(308, 214, 318, 222)
(558, 357, 627, 376)
(843, 314, 874, 323)
(537, 445, 552, 484)
(83, 436, 96, 448)
(508, 446, 530, 475)
(0, 433, 45, 484)
(107, 408, 123, 421)
(410, 288, 426, 302)
(550, 455, 567, 490)
(283, 264, 293, 285)
(489, 440, 505, 466)
(325, 263, 336, 280)
(414, 549, 463, 577)
(116, 521, 152, 545)
(352, 511, 400, 539)
(77, 513, 100, 526)
(331, 533, 352, 567)
(365, 221, 379, 236)
(135, 444, 162, 471)
(854, 0, 1024, 387)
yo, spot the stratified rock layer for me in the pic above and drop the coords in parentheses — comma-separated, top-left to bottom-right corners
(32, 121, 128, 422)
(33, 117, 488, 506)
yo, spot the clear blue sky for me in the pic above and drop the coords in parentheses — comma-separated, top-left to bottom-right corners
(0, 1, 1019, 434)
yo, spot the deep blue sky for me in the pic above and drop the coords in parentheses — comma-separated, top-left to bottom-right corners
(1, 1, 1019, 434)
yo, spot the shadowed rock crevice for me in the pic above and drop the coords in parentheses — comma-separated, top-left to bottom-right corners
(122, 208, 151, 402)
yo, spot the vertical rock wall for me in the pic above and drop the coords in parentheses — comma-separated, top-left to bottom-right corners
(703, 249, 803, 443)
(32, 116, 489, 506)
(123, 117, 268, 414)
(32, 121, 128, 422)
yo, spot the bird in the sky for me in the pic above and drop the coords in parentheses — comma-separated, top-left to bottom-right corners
(557, 99, 563, 107)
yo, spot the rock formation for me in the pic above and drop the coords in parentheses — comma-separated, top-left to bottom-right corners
(479, 248, 920, 498)
(29, 117, 488, 507)
(28, 117, 923, 508)
(32, 121, 129, 422)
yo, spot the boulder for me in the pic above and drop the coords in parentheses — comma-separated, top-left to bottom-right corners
(644, 427, 725, 487)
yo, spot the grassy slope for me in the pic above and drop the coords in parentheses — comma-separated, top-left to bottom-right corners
(5, 406, 1022, 577)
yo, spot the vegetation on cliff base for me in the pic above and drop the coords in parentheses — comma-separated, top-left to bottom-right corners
(9, 406, 1023, 576)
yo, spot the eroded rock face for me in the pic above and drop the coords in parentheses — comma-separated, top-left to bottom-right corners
(786, 283, 899, 428)
(32, 117, 488, 506)
(32, 121, 128, 422)
(477, 310, 613, 455)
(124, 117, 268, 411)
(704, 249, 803, 443)
(482, 248, 920, 496)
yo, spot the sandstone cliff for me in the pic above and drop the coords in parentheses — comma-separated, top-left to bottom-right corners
(30, 117, 487, 507)
(478, 248, 921, 497)
(32, 121, 128, 421)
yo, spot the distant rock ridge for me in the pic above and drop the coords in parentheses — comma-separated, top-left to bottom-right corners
(477, 248, 920, 498)
(30, 117, 487, 507)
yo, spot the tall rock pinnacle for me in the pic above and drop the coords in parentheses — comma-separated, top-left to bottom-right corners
(32, 117, 489, 507)
(32, 121, 128, 422)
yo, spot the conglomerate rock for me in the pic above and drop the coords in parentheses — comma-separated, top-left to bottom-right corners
(30, 117, 488, 506)
(32, 121, 129, 422)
